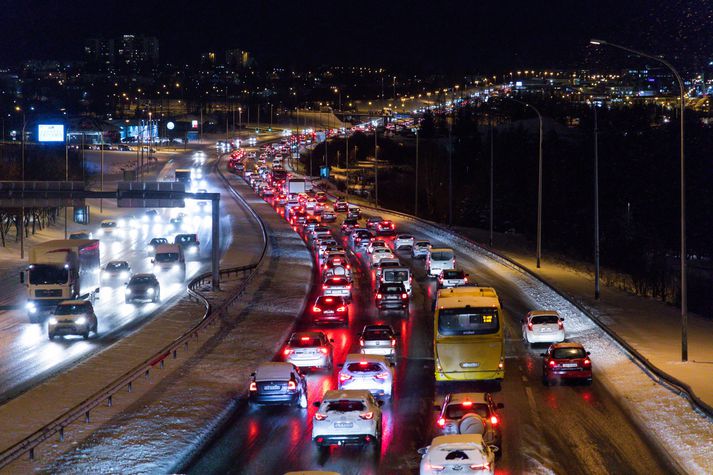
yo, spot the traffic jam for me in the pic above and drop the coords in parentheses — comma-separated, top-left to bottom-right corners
(226, 137, 594, 474)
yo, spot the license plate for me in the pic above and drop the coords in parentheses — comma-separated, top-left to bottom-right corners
(334, 422, 353, 428)
(562, 363, 578, 368)
(263, 384, 281, 391)
(541, 328, 552, 332)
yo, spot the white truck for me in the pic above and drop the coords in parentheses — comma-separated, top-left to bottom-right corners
(21, 239, 101, 322)
(285, 177, 310, 195)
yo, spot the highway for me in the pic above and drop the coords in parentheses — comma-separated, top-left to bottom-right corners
(0, 146, 233, 404)
(185, 153, 678, 474)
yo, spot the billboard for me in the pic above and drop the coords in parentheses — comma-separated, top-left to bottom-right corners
(191, 120, 199, 129)
(37, 124, 65, 142)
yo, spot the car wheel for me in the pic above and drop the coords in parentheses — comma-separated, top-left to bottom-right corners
(83, 331, 90, 340)
(298, 392, 308, 409)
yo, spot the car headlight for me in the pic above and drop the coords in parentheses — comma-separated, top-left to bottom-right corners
(189, 247, 197, 254)
(147, 245, 154, 252)
(96, 229, 104, 236)
(48, 317, 57, 325)
(117, 219, 126, 228)
(125, 287, 131, 294)
(173, 264, 181, 271)
(120, 271, 129, 279)
(26, 302, 37, 313)
(76, 317, 87, 325)
(147, 288, 155, 295)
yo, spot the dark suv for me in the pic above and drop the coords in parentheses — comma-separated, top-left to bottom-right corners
(125, 273, 161, 304)
(375, 282, 409, 313)
(249, 362, 308, 408)
(174, 233, 200, 257)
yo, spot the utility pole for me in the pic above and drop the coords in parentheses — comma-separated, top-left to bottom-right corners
(345, 128, 350, 202)
(594, 104, 601, 300)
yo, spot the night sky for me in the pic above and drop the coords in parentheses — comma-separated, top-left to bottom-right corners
(0, 0, 710, 72)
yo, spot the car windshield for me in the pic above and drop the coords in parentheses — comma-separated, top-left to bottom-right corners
(443, 270, 464, 279)
(130, 276, 156, 285)
(54, 304, 88, 315)
(155, 253, 179, 262)
(384, 270, 409, 282)
(29, 265, 68, 285)
(176, 235, 196, 243)
(431, 251, 454, 261)
(532, 315, 560, 325)
(325, 400, 365, 412)
(445, 403, 490, 420)
(101, 221, 116, 228)
(398, 235, 413, 239)
(289, 336, 322, 347)
(150, 239, 167, 245)
(70, 233, 89, 239)
(363, 329, 393, 340)
(416, 241, 430, 247)
(380, 284, 405, 293)
(346, 362, 384, 373)
(552, 348, 587, 359)
(106, 262, 128, 271)
(438, 308, 500, 336)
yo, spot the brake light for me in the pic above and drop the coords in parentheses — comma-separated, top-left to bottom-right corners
(314, 413, 328, 421)
(359, 411, 374, 420)
(287, 380, 297, 391)
(283, 348, 293, 356)
(376, 293, 383, 300)
(322, 284, 328, 290)
(527, 321, 533, 331)
(374, 372, 389, 380)
(336, 306, 346, 312)
(401, 293, 408, 299)
(319, 347, 329, 354)
(462, 401, 473, 407)
(301, 336, 310, 341)
(549, 359, 556, 367)
(347, 284, 352, 289)
(313, 306, 322, 312)
(339, 373, 352, 382)
(249, 381, 257, 391)
(490, 415, 499, 425)
(583, 358, 591, 366)
(437, 417, 446, 427)
(469, 463, 490, 471)
(359, 361, 368, 366)
(359, 338, 365, 346)
(464, 277, 468, 283)
(391, 338, 396, 347)
(558, 320, 564, 330)
(429, 465, 445, 472)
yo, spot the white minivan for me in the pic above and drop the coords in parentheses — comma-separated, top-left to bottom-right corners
(426, 248, 455, 277)
(381, 267, 412, 294)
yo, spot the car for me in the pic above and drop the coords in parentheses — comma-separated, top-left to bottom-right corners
(303, 217, 320, 234)
(341, 217, 359, 234)
(381, 266, 412, 294)
(312, 389, 383, 450)
(312, 295, 349, 325)
(346, 207, 361, 220)
(322, 276, 352, 302)
(321, 210, 337, 223)
(418, 435, 497, 475)
(375, 282, 409, 312)
(394, 234, 415, 250)
(435, 393, 503, 453)
(541, 342, 592, 386)
(316, 238, 339, 256)
(102, 260, 131, 283)
(48, 300, 98, 340)
(367, 239, 389, 255)
(523, 310, 565, 345)
(143, 209, 160, 223)
(168, 216, 183, 230)
(174, 233, 200, 256)
(147, 237, 168, 255)
(305, 198, 318, 210)
(376, 220, 396, 236)
(412, 240, 432, 259)
(125, 273, 161, 304)
(97, 219, 118, 236)
(366, 216, 383, 230)
(359, 324, 398, 360)
(248, 362, 309, 407)
(334, 198, 349, 212)
(315, 191, 328, 202)
(275, 194, 288, 206)
(69, 231, 91, 240)
(426, 248, 456, 277)
(437, 269, 469, 289)
(283, 331, 334, 371)
(351, 229, 373, 249)
(337, 354, 394, 399)
(370, 248, 395, 267)
(323, 252, 350, 270)
(373, 258, 401, 281)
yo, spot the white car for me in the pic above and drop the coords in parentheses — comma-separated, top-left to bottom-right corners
(312, 389, 383, 450)
(97, 219, 119, 237)
(370, 248, 395, 267)
(419, 434, 497, 475)
(367, 239, 389, 254)
(283, 331, 334, 371)
(374, 258, 400, 281)
(394, 234, 415, 250)
(522, 310, 565, 345)
(322, 276, 352, 302)
(426, 248, 456, 277)
(437, 269, 469, 289)
(338, 354, 394, 399)
(412, 240, 432, 259)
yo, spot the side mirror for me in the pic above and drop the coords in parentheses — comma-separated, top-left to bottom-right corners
(497, 403, 504, 409)
(250, 372, 255, 377)
(417, 447, 429, 456)
(313, 401, 321, 408)
(586, 351, 591, 355)
(150, 259, 155, 264)
(19, 272, 24, 284)
(488, 445, 499, 453)
(560, 317, 565, 321)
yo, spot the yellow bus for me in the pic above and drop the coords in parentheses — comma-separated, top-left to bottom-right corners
(433, 287, 505, 381)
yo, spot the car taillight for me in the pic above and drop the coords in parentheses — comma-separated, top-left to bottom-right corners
(339, 373, 352, 382)
(322, 284, 328, 290)
(359, 411, 374, 420)
(390, 338, 396, 347)
(336, 306, 346, 312)
(583, 358, 591, 366)
(401, 293, 408, 299)
(558, 320, 564, 330)
(287, 380, 297, 391)
(429, 465, 445, 472)
(359, 338, 365, 346)
(313, 306, 322, 312)
(549, 359, 556, 367)
(464, 276, 468, 283)
(490, 415, 499, 425)
(374, 372, 389, 380)
(319, 347, 329, 354)
(249, 381, 257, 391)
(527, 321, 533, 331)
(314, 413, 328, 421)
(347, 284, 352, 289)
(437, 417, 446, 427)
(376, 293, 383, 299)
(283, 348, 293, 356)
(469, 463, 490, 471)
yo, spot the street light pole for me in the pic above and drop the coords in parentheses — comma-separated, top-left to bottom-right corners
(374, 125, 378, 207)
(594, 104, 600, 300)
(590, 38, 687, 361)
(345, 128, 350, 202)
(489, 116, 494, 247)
(415, 128, 419, 216)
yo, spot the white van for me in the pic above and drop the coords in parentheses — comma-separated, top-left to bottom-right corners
(426, 248, 455, 277)
(152, 244, 186, 278)
(381, 267, 412, 294)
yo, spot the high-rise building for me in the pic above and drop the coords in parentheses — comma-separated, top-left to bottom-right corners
(117, 35, 160, 71)
(226, 49, 253, 69)
(84, 38, 115, 69)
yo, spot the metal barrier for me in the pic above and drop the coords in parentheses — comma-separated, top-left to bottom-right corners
(0, 152, 269, 468)
(320, 183, 713, 421)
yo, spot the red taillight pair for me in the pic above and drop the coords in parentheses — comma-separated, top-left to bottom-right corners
(339, 373, 352, 382)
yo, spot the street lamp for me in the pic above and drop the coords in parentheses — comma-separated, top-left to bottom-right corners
(590, 38, 688, 361)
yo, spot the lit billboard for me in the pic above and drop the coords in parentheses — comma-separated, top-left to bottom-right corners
(37, 124, 65, 142)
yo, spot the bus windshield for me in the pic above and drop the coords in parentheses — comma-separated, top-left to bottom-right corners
(438, 307, 499, 336)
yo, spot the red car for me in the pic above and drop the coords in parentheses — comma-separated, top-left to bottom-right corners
(541, 342, 592, 386)
(376, 220, 396, 236)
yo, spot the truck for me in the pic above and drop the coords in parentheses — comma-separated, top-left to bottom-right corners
(175, 168, 192, 184)
(21, 239, 101, 322)
(285, 177, 309, 195)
